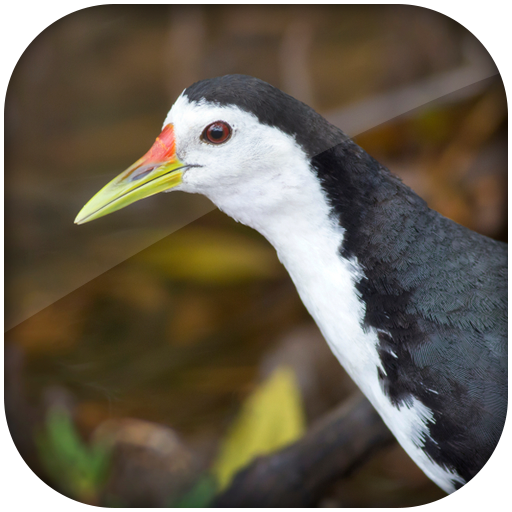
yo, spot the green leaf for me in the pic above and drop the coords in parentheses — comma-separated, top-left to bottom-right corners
(173, 474, 218, 508)
(35, 406, 111, 501)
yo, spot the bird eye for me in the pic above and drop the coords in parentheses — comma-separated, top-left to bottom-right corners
(202, 121, 232, 144)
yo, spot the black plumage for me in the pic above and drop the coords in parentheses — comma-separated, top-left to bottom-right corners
(186, 75, 507, 486)
(313, 141, 507, 486)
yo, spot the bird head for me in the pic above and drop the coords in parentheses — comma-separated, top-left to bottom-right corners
(75, 75, 344, 227)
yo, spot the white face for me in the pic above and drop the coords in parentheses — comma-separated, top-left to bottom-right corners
(163, 94, 316, 228)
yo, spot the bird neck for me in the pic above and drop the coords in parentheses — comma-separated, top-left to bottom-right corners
(214, 138, 471, 492)
(215, 139, 394, 381)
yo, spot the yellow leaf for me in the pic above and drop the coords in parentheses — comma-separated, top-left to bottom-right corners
(211, 366, 306, 490)
(136, 228, 282, 284)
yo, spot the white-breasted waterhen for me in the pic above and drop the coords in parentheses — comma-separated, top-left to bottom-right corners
(76, 75, 507, 493)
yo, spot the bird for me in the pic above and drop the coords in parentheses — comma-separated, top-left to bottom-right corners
(75, 74, 507, 494)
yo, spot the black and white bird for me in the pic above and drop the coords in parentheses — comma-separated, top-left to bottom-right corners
(76, 75, 507, 494)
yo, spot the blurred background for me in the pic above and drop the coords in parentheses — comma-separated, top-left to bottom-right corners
(5, 5, 507, 507)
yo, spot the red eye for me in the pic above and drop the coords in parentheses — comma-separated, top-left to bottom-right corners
(202, 121, 232, 144)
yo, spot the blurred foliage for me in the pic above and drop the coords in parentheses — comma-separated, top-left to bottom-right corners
(212, 366, 306, 490)
(174, 474, 218, 508)
(174, 365, 306, 506)
(137, 227, 281, 284)
(35, 406, 111, 504)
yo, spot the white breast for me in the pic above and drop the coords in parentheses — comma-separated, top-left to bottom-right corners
(216, 152, 464, 493)
(176, 103, 465, 492)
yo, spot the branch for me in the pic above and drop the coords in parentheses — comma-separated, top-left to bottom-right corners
(213, 393, 394, 507)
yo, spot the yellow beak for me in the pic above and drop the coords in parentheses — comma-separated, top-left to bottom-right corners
(75, 124, 185, 224)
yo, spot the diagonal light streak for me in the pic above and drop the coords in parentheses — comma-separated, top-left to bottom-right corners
(6, 66, 500, 331)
